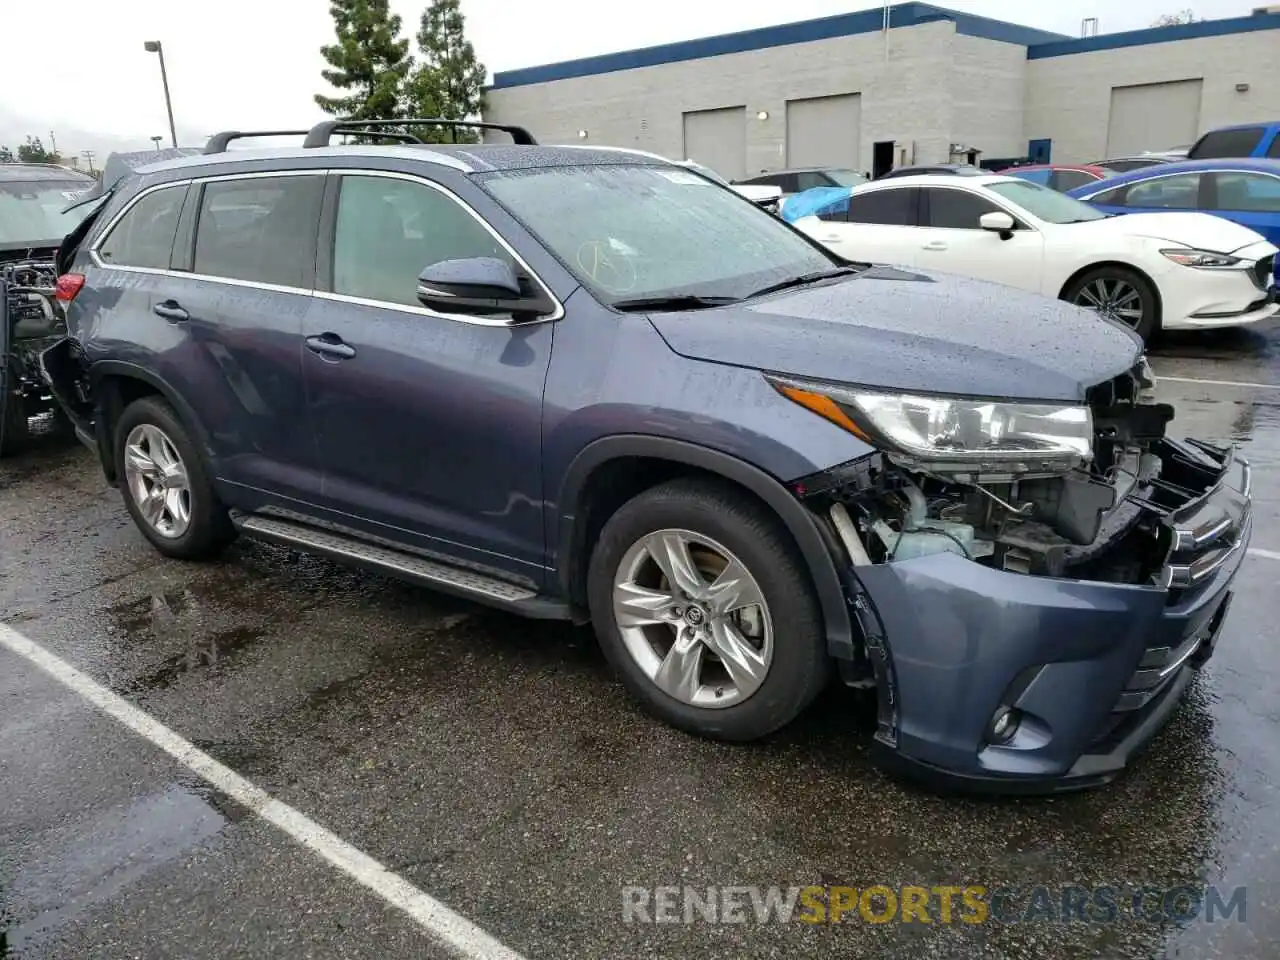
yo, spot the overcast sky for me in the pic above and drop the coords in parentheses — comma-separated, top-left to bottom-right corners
(0, 0, 1255, 161)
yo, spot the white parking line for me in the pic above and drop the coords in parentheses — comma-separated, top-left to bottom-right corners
(1157, 374, 1280, 391)
(0, 622, 528, 960)
(1249, 548, 1280, 562)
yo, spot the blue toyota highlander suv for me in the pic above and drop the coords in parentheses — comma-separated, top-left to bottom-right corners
(41, 119, 1252, 793)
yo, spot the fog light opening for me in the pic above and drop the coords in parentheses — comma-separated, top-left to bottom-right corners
(989, 707, 1020, 744)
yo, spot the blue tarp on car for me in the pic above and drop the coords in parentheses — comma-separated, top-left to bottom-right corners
(780, 186, 853, 223)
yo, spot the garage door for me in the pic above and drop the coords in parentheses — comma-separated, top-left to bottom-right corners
(1105, 79, 1203, 157)
(682, 107, 746, 181)
(786, 93, 861, 169)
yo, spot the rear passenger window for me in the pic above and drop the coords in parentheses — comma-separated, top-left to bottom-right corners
(332, 175, 512, 307)
(1268, 135, 1280, 160)
(194, 175, 322, 287)
(846, 188, 917, 225)
(98, 186, 186, 269)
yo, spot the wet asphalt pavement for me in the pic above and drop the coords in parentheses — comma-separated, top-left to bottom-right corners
(3, 323, 1280, 959)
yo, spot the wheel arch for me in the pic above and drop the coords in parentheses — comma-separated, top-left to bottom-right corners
(1057, 260, 1163, 327)
(89, 361, 214, 483)
(555, 435, 855, 660)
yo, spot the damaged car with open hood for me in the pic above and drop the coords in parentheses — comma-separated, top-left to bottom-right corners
(0, 162, 95, 453)
(39, 120, 1251, 792)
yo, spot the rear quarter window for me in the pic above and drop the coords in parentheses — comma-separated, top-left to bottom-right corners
(97, 185, 187, 270)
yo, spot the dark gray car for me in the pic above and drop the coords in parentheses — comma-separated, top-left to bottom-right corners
(41, 119, 1251, 793)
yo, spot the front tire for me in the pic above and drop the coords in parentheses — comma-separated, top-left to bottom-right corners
(115, 396, 235, 560)
(587, 477, 829, 741)
(1063, 266, 1159, 343)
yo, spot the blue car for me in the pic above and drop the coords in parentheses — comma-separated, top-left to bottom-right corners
(1068, 158, 1280, 246)
(39, 117, 1251, 793)
(1187, 122, 1280, 161)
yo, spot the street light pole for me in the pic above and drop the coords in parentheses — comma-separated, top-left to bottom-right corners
(144, 40, 178, 148)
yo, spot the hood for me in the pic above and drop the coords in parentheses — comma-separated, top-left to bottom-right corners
(1077, 211, 1268, 254)
(646, 266, 1142, 402)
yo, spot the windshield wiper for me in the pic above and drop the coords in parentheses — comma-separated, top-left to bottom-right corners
(611, 294, 741, 312)
(745, 267, 861, 300)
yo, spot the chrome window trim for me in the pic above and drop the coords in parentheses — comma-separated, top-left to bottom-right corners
(1076, 168, 1280, 202)
(87, 167, 564, 327)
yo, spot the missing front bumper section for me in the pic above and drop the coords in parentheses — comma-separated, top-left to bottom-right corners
(796, 433, 1250, 792)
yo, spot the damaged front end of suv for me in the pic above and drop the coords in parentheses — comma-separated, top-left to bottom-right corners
(1, 252, 65, 454)
(0, 162, 99, 455)
(776, 358, 1250, 792)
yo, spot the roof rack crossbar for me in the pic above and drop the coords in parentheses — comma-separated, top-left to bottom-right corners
(203, 130, 313, 155)
(302, 118, 537, 148)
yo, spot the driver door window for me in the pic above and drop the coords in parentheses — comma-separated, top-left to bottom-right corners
(922, 187, 1004, 228)
(332, 174, 513, 307)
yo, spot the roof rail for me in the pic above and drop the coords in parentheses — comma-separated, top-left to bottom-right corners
(203, 130, 313, 154)
(302, 118, 537, 148)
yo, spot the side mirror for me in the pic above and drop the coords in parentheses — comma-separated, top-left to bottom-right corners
(416, 257, 552, 318)
(979, 211, 1016, 238)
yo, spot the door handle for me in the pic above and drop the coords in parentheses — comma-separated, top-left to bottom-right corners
(305, 333, 356, 360)
(822, 233, 843, 242)
(153, 300, 189, 322)
(922, 242, 948, 252)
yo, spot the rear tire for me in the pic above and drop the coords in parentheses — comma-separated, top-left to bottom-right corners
(587, 477, 829, 741)
(1063, 266, 1159, 344)
(114, 396, 235, 560)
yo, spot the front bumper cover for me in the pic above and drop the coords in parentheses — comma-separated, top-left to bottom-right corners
(851, 439, 1250, 794)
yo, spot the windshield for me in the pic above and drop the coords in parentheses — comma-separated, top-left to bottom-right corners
(481, 164, 838, 305)
(825, 169, 867, 187)
(0, 179, 95, 245)
(985, 179, 1107, 223)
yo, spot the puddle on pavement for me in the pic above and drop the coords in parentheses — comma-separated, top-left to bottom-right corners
(0, 783, 228, 955)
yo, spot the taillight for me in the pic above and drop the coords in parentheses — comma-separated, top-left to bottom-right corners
(55, 273, 85, 303)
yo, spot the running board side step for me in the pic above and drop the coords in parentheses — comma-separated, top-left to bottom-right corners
(235, 515, 571, 620)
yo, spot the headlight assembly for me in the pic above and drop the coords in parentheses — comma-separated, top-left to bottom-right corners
(769, 376, 1093, 475)
(1160, 248, 1242, 269)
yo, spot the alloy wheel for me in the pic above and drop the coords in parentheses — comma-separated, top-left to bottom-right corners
(612, 528, 774, 708)
(1073, 276, 1144, 328)
(123, 423, 192, 539)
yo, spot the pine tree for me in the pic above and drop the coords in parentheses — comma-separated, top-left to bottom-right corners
(315, 0, 412, 121)
(405, 0, 488, 143)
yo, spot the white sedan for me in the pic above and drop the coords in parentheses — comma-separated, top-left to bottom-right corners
(787, 173, 1278, 341)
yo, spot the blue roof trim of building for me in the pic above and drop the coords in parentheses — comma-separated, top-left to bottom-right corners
(489, 2, 1066, 90)
(1027, 11, 1280, 59)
